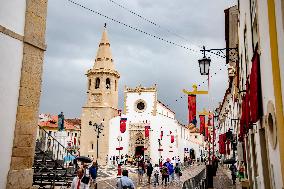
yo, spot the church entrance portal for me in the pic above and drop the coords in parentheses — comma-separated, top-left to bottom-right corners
(135, 146, 144, 158)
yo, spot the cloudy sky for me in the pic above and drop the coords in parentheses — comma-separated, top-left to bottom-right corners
(40, 0, 236, 124)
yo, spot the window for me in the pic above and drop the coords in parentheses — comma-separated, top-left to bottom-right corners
(75, 133, 77, 137)
(68, 132, 69, 136)
(48, 131, 52, 136)
(95, 78, 100, 89)
(88, 79, 91, 90)
(195, 135, 198, 139)
(91, 143, 94, 150)
(115, 80, 117, 91)
(106, 78, 111, 89)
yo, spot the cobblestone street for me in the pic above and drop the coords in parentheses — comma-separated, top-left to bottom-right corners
(95, 164, 205, 189)
(212, 166, 241, 189)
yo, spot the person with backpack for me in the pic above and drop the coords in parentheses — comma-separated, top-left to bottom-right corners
(137, 160, 145, 184)
(153, 164, 160, 186)
(161, 165, 169, 186)
(117, 170, 135, 189)
(146, 161, 153, 184)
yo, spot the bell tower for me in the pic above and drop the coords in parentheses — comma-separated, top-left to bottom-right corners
(80, 25, 120, 163)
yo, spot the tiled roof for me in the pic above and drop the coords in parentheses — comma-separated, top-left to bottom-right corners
(38, 114, 81, 131)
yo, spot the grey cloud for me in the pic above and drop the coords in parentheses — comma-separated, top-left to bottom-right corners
(40, 0, 236, 124)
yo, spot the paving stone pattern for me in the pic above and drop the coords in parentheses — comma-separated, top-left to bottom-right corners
(95, 164, 205, 189)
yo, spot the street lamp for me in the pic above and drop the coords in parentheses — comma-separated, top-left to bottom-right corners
(89, 121, 104, 160)
(198, 45, 238, 75)
(198, 46, 211, 75)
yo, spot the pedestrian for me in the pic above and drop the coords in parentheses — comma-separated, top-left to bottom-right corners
(146, 161, 153, 184)
(164, 158, 174, 182)
(153, 164, 160, 186)
(230, 163, 237, 185)
(71, 168, 90, 189)
(89, 161, 97, 188)
(117, 169, 135, 189)
(137, 160, 145, 184)
(161, 165, 169, 186)
(174, 164, 182, 181)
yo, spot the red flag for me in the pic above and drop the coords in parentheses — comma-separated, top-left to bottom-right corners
(188, 95, 196, 124)
(160, 130, 163, 139)
(199, 115, 205, 135)
(145, 125, 150, 137)
(170, 131, 174, 143)
(120, 118, 127, 133)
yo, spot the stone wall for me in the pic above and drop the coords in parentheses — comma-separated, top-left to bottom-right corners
(6, 0, 48, 188)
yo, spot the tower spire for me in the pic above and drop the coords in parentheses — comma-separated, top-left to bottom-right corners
(94, 24, 114, 70)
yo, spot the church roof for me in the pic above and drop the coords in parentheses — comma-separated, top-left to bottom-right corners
(93, 25, 115, 70)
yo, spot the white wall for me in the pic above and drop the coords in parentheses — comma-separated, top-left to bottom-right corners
(0, 0, 26, 35)
(0, 33, 24, 189)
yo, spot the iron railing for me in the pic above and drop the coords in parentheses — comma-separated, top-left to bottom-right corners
(183, 168, 207, 189)
(33, 126, 78, 188)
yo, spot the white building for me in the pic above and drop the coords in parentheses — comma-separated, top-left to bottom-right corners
(0, 1, 48, 188)
(217, 1, 284, 189)
(107, 85, 204, 165)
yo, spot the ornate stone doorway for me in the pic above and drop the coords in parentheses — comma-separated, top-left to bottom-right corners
(129, 123, 150, 159)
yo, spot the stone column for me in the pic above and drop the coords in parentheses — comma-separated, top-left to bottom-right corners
(6, 0, 48, 188)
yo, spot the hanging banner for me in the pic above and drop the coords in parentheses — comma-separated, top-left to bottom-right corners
(160, 130, 163, 140)
(120, 118, 127, 133)
(170, 131, 174, 143)
(199, 115, 205, 135)
(250, 51, 262, 123)
(188, 95, 197, 125)
(145, 125, 150, 138)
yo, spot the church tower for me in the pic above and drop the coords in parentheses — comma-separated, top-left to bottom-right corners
(80, 25, 120, 164)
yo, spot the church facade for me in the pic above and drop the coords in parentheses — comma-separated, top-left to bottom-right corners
(80, 27, 204, 164)
(107, 85, 204, 165)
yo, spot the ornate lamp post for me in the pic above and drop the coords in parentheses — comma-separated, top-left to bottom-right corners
(89, 121, 104, 159)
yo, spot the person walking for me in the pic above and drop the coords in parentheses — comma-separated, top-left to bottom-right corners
(174, 164, 182, 182)
(153, 164, 160, 187)
(71, 168, 89, 189)
(89, 161, 98, 188)
(230, 163, 237, 185)
(161, 165, 169, 186)
(137, 160, 145, 184)
(117, 169, 135, 189)
(146, 161, 153, 184)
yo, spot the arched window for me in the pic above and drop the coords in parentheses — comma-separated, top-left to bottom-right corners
(95, 78, 100, 89)
(88, 79, 91, 90)
(106, 78, 111, 89)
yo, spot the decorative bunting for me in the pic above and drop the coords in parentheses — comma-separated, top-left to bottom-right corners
(120, 118, 127, 133)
